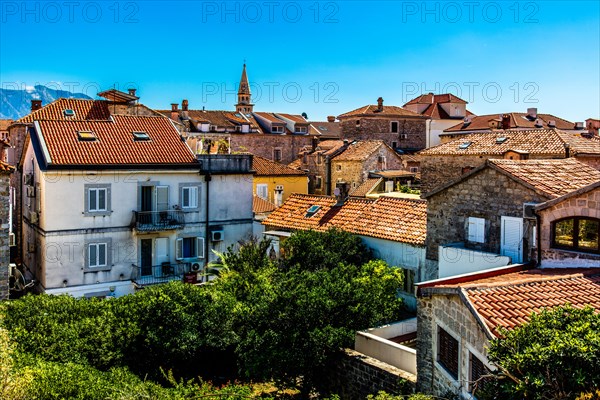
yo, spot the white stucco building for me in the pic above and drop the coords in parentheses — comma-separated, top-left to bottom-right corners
(19, 94, 253, 297)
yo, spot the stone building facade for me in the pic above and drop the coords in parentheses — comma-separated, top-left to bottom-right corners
(535, 182, 600, 268)
(0, 163, 14, 300)
(338, 98, 429, 153)
(416, 293, 491, 398)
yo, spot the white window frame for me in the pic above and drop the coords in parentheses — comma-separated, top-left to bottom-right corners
(88, 243, 108, 268)
(295, 126, 307, 133)
(468, 217, 485, 243)
(88, 187, 107, 212)
(181, 186, 198, 209)
(272, 125, 284, 133)
(256, 184, 268, 200)
(176, 237, 205, 260)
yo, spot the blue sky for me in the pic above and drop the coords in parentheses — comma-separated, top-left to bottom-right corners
(1, 1, 599, 121)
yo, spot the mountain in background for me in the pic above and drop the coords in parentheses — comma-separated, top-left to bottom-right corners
(0, 85, 92, 120)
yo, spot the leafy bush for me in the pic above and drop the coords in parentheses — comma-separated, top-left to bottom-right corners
(481, 305, 600, 400)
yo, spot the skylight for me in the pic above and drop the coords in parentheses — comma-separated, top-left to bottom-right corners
(64, 109, 75, 117)
(306, 205, 321, 216)
(132, 131, 150, 141)
(496, 137, 508, 144)
(458, 142, 472, 149)
(77, 130, 97, 141)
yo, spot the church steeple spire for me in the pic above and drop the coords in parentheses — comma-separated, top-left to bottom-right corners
(236, 63, 253, 114)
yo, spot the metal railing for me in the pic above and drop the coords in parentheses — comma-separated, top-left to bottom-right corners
(133, 210, 185, 232)
(133, 263, 192, 286)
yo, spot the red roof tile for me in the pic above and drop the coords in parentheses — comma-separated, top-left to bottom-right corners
(338, 105, 426, 119)
(35, 115, 197, 167)
(444, 112, 576, 132)
(253, 195, 278, 213)
(16, 98, 112, 124)
(263, 193, 427, 246)
(0, 119, 14, 131)
(334, 140, 387, 161)
(252, 155, 307, 176)
(433, 268, 600, 335)
(403, 93, 468, 106)
(0, 160, 15, 173)
(349, 178, 382, 197)
(419, 129, 600, 156)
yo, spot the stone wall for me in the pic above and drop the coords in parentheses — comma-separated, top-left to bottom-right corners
(331, 146, 404, 193)
(8, 124, 27, 262)
(326, 348, 416, 400)
(538, 186, 600, 268)
(416, 293, 492, 399)
(340, 118, 427, 152)
(0, 171, 11, 300)
(426, 167, 548, 263)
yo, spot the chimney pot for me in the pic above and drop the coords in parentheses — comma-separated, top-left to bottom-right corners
(31, 99, 42, 111)
(501, 114, 511, 130)
(327, 115, 335, 123)
(171, 103, 178, 112)
(128, 88, 137, 97)
(182, 99, 189, 112)
(377, 97, 384, 111)
(527, 107, 538, 119)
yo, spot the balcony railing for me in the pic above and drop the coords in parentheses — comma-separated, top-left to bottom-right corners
(133, 263, 193, 286)
(133, 210, 184, 232)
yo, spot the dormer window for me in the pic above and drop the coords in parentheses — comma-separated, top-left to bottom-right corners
(272, 126, 284, 134)
(64, 109, 75, 117)
(132, 131, 150, 141)
(77, 130, 97, 141)
(295, 126, 308, 134)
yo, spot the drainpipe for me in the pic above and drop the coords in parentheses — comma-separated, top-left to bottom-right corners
(534, 209, 542, 267)
(325, 155, 332, 195)
(201, 159, 211, 282)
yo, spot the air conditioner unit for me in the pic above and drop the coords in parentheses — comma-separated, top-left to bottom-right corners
(9, 233, 15, 247)
(211, 230, 224, 242)
(29, 211, 39, 224)
(399, 134, 408, 140)
(275, 185, 284, 191)
(190, 262, 202, 272)
(26, 186, 35, 198)
(523, 203, 538, 220)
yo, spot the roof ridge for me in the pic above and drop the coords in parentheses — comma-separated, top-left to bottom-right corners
(465, 271, 597, 290)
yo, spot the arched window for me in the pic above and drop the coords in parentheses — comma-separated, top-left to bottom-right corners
(552, 217, 600, 253)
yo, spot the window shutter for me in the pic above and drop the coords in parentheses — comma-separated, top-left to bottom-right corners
(98, 243, 107, 266)
(89, 189, 97, 211)
(156, 186, 169, 211)
(176, 238, 183, 260)
(468, 217, 485, 243)
(191, 187, 198, 208)
(98, 189, 106, 210)
(89, 244, 96, 267)
(196, 237, 205, 259)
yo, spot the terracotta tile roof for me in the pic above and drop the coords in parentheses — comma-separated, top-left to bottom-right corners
(318, 140, 346, 155)
(252, 155, 307, 176)
(15, 98, 112, 124)
(287, 158, 304, 170)
(253, 195, 278, 214)
(0, 160, 15, 173)
(34, 115, 197, 167)
(334, 140, 385, 161)
(403, 93, 468, 106)
(186, 110, 237, 126)
(350, 178, 382, 197)
(536, 181, 600, 211)
(488, 159, 600, 198)
(276, 113, 309, 124)
(263, 193, 427, 246)
(419, 129, 600, 156)
(338, 105, 426, 119)
(309, 121, 341, 138)
(254, 112, 286, 123)
(434, 268, 600, 336)
(0, 119, 13, 131)
(444, 112, 576, 132)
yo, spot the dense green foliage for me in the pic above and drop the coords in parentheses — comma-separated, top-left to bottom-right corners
(0, 229, 406, 398)
(481, 305, 600, 400)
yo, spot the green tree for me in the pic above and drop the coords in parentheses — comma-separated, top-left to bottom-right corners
(481, 304, 600, 400)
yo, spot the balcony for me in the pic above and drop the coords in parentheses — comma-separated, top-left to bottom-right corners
(133, 262, 193, 286)
(133, 210, 184, 232)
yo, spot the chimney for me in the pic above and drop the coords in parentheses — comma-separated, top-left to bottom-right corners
(548, 120, 556, 128)
(128, 88, 137, 97)
(534, 118, 543, 128)
(377, 97, 384, 112)
(170, 103, 179, 121)
(501, 114, 511, 129)
(527, 107, 537, 120)
(575, 122, 585, 130)
(31, 99, 42, 112)
(327, 115, 336, 123)
(564, 142, 571, 158)
(311, 136, 319, 152)
(334, 181, 349, 206)
(181, 99, 189, 119)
